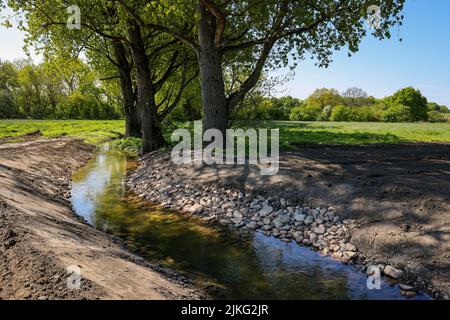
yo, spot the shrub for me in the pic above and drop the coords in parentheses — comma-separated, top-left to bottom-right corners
(289, 103, 322, 121)
(330, 105, 350, 121)
(113, 137, 142, 156)
(428, 111, 449, 123)
(383, 104, 411, 122)
(390, 87, 428, 121)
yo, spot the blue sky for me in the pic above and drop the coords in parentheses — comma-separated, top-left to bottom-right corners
(274, 0, 450, 106)
(1, 0, 449, 106)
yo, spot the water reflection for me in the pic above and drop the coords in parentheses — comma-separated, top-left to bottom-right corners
(71, 143, 430, 300)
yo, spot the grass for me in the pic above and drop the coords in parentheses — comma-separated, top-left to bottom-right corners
(1, 119, 449, 149)
(0, 119, 124, 144)
(236, 121, 450, 150)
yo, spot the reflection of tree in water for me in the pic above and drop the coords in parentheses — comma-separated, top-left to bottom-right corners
(252, 233, 349, 299)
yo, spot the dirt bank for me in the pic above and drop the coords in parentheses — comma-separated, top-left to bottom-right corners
(0, 138, 200, 300)
(129, 144, 449, 299)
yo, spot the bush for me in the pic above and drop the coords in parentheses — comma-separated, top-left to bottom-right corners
(390, 87, 428, 121)
(383, 104, 411, 122)
(428, 111, 449, 123)
(289, 103, 322, 121)
(330, 105, 351, 121)
(113, 137, 142, 156)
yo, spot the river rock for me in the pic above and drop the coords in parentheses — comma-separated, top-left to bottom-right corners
(219, 219, 231, 225)
(233, 211, 243, 219)
(246, 222, 258, 230)
(263, 218, 272, 225)
(399, 284, 414, 291)
(279, 214, 291, 224)
(272, 218, 284, 229)
(312, 225, 326, 235)
(186, 204, 202, 213)
(259, 205, 274, 217)
(304, 215, 314, 226)
(309, 232, 318, 241)
(383, 265, 403, 279)
(293, 213, 306, 222)
(345, 243, 357, 252)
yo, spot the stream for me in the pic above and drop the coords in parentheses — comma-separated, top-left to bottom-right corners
(71, 143, 430, 300)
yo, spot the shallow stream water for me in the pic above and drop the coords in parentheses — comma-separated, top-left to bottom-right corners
(71, 143, 430, 300)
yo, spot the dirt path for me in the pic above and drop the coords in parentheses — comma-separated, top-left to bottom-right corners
(0, 138, 200, 300)
(135, 144, 449, 299)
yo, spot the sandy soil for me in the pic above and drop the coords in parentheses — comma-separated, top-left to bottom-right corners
(140, 144, 449, 299)
(0, 138, 200, 300)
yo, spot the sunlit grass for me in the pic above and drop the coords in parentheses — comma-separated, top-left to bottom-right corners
(1, 119, 449, 148)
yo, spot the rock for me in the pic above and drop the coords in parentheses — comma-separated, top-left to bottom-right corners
(345, 243, 357, 252)
(383, 265, 403, 279)
(233, 211, 243, 219)
(312, 225, 326, 235)
(246, 221, 258, 230)
(186, 204, 202, 214)
(219, 219, 231, 225)
(263, 225, 272, 231)
(279, 214, 290, 224)
(293, 213, 306, 222)
(272, 218, 284, 229)
(231, 218, 243, 225)
(259, 205, 274, 216)
(309, 232, 317, 241)
(400, 290, 417, 298)
(345, 251, 357, 258)
(263, 218, 272, 225)
(304, 215, 314, 225)
(399, 284, 414, 291)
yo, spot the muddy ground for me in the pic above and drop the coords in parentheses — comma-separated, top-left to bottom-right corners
(146, 143, 449, 298)
(0, 138, 200, 300)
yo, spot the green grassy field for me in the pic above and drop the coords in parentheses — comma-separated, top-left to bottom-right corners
(0, 120, 124, 144)
(1, 119, 449, 148)
(244, 121, 450, 150)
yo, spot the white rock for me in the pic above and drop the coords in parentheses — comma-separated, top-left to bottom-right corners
(383, 265, 403, 279)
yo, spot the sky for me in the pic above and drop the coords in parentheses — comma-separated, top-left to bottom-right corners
(0, 0, 449, 106)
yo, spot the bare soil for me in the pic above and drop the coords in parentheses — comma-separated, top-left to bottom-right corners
(148, 144, 449, 299)
(0, 138, 200, 300)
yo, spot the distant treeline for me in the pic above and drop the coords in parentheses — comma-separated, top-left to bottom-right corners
(235, 87, 450, 123)
(0, 59, 122, 120)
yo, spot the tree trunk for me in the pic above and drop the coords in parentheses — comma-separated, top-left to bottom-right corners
(198, 2, 228, 137)
(127, 19, 166, 153)
(113, 40, 141, 138)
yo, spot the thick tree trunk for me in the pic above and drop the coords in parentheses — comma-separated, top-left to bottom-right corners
(198, 2, 228, 137)
(113, 40, 141, 138)
(127, 20, 166, 153)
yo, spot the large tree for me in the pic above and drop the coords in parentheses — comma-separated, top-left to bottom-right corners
(118, 0, 405, 136)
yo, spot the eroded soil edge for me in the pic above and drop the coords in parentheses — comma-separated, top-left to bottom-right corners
(0, 138, 200, 300)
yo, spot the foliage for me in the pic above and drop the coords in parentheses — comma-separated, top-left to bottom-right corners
(0, 59, 122, 120)
(113, 137, 142, 156)
(390, 87, 428, 121)
(290, 103, 322, 121)
(383, 103, 411, 122)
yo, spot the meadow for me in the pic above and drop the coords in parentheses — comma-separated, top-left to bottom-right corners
(1, 119, 450, 149)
